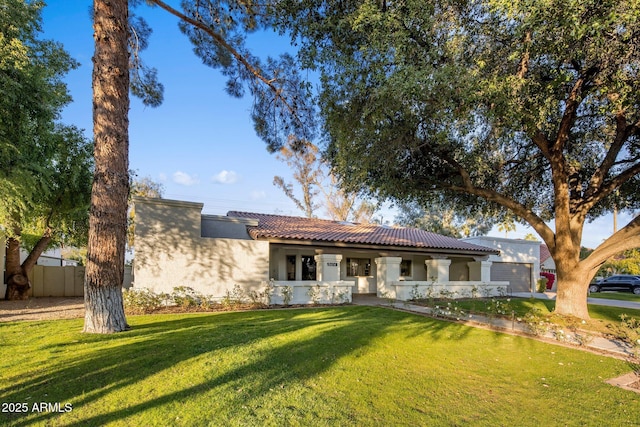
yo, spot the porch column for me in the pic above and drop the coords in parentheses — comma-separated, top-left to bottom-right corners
(275, 249, 287, 281)
(314, 254, 342, 282)
(375, 257, 402, 298)
(467, 259, 492, 282)
(425, 257, 451, 283)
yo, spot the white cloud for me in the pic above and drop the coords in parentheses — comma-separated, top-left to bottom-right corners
(172, 171, 199, 186)
(158, 173, 167, 181)
(250, 190, 267, 200)
(212, 170, 239, 184)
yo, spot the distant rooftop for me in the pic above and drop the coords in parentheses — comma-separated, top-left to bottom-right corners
(540, 244, 551, 263)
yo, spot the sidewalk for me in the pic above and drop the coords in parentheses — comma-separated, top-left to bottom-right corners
(352, 293, 635, 359)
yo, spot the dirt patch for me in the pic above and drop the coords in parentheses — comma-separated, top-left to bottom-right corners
(0, 297, 84, 322)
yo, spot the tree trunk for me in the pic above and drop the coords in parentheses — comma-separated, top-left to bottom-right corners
(5, 272, 30, 300)
(4, 233, 52, 300)
(4, 237, 30, 300)
(553, 261, 591, 319)
(84, 0, 130, 333)
(84, 281, 128, 333)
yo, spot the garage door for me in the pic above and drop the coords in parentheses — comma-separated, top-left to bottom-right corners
(490, 263, 532, 293)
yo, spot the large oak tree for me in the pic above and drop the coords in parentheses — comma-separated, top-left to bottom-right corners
(278, 0, 640, 318)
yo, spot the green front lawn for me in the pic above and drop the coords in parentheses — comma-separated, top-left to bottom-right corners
(1, 306, 638, 426)
(439, 298, 640, 336)
(588, 291, 640, 303)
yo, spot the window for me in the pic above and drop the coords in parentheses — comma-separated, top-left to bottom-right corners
(400, 259, 412, 277)
(286, 255, 296, 281)
(286, 255, 316, 280)
(301, 255, 316, 280)
(347, 258, 371, 277)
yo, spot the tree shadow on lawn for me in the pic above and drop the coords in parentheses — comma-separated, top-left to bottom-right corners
(1, 305, 471, 426)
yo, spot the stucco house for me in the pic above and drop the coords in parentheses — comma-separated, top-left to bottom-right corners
(539, 244, 556, 274)
(462, 236, 548, 293)
(133, 197, 516, 304)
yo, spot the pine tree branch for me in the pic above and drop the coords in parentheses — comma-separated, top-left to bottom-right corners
(148, 0, 301, 124)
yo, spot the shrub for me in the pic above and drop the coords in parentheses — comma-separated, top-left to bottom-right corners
(307, 284, 322, 305)
(280, 286, 293, 306)
(171, 286, 203, 307)
(261, 280, 274, 306)
(246, 290, 261, 306)
(522, 308, 550, 336)
(123, 288, 167, 313)
(540, 272, 555, 289)
(331, 287, 349, 304)
(247, 282, 276, 307)
(537, 277, 548, 293)
(433, 301, 466, 321)
(221, 284, 246, 308)
(606, 315, 640, 377)
(485, 298, 513, 318)
(409, 284, 424, 301)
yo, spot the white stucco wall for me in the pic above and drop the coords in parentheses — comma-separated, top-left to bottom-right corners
(541, 257, 556, 272)
(133, 197, 270, 297)
(462, 236, 541, 289)
(463, 237, 539, 264)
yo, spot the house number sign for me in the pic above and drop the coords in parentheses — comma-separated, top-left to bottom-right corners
(327, 262, 338, 266)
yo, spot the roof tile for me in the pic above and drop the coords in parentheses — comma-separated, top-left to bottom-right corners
(227, 211, 497, 254)
(540, 244, 551, 263)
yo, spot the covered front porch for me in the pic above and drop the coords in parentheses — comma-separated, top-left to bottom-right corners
(376, 256, 510, 300)
(269, 253, 355, 305)
(269, 250, 510, 304)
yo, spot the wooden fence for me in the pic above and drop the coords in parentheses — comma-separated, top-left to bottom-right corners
(2, 265, 133, 298)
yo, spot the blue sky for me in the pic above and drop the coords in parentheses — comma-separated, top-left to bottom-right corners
(42, 1, 307, 216)
(40, 0, 627, 249)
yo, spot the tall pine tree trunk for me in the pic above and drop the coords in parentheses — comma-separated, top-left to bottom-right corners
(83, 0, 130, 333)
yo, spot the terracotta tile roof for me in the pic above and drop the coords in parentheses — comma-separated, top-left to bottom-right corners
(540, 244, 551, 263)
(227, 211, 498, 254)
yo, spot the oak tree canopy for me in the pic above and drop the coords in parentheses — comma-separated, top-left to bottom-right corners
(276, 0, 640, 318)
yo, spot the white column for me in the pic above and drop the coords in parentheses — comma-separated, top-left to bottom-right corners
(467, 260, 492, 282)
(375, 257, 402, 298)
(275, 249, 287, 281)
(425, 257, 451, 283)
(314, 254, 342, 282)
(295, 256, 302, 281)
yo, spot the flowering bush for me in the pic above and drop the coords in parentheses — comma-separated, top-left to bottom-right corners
(540, 272, 555, 289)
(606, 315, 640, 377)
